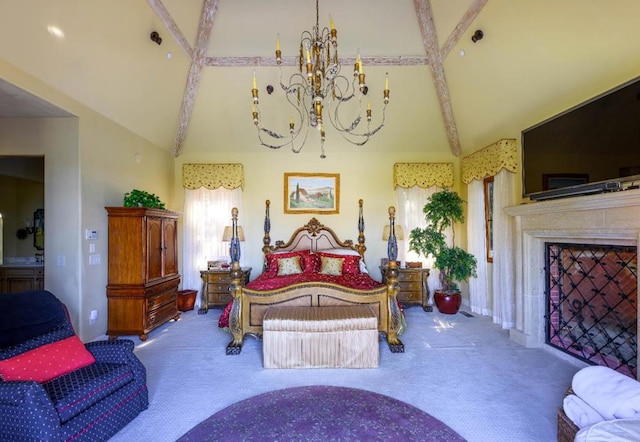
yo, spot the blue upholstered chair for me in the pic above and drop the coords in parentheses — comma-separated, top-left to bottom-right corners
(0, 290, 148, 441)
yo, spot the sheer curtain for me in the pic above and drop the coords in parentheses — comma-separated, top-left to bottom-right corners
(396, 186, 441, 298)
(492, 168, 515, 328)
(467, 179, 490, 316)
(182, 187, 243, 308)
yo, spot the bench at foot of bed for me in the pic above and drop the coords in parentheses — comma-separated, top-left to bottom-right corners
(262, 305, 380, 369)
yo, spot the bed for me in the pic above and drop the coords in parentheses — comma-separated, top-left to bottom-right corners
(221, 199, 405, 356)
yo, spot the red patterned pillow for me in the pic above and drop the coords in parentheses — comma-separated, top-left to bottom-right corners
(318, 252, 362, 275)
(0, 335, 96, 383)
(301, 252, 321, 273)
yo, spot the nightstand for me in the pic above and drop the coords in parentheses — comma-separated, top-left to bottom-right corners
(199, 267, 252, 314)
(380, 266, 431, 311)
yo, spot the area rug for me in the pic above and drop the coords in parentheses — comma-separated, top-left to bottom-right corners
(177, 385, 466, 441)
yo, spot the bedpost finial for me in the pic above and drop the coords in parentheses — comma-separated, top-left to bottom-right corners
(266, 199, 270, 207)
(232, 207, 238, 218)
(359, 199, 363, 207)
(388, 206, 396, 219)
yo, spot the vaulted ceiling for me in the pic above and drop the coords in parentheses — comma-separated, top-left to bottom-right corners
(1, 0, 639, 159)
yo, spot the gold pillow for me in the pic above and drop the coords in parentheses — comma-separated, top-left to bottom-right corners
(319, 256, 344, 276)
(277, 256, 303, 276)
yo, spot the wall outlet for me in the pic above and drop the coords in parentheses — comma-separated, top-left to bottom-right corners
(89, 254, 101, 265)
(57, 255, 65, 267)
(89, 309, 98, 325)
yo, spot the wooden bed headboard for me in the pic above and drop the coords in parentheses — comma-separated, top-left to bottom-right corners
(261, 199, 366, 257)
(227, 199, 400, 269)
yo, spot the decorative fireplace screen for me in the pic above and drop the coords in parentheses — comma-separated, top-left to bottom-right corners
(545, 243, 637, 377)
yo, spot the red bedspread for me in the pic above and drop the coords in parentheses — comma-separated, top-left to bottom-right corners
(245, 272, 385, 291)
(217, 272, 385, 330)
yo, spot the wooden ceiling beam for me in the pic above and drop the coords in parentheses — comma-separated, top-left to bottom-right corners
(413, 0, 462, 157)
(440, 0, 488, 59)
(204, 55, 429, 67)
(172, 0, 218, 157)
(147, 0, 193, 59)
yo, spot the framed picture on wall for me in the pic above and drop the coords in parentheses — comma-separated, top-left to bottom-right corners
(284, 173, 340, 214)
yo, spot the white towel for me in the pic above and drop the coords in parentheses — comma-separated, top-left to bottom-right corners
(563, 394, 606, 429)
(572, 366, 640, 420)
(575, 419, 640, 442)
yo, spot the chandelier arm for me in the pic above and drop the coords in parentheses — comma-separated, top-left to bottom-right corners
(328, 102, 388, 144)
(257, 123, 308, 150)
(291, 128, 311, 154)
(327, 99, 362, 133)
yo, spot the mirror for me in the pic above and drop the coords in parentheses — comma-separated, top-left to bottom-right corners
(34, 208, 44, 250)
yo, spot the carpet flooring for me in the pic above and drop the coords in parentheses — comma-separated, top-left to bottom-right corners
(177, 385, 466, 441)
(107, 307, 587, 442)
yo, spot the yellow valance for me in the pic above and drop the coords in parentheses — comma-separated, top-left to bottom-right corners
(462, 139, 517, 184)
(182, 163, 244, 190)
(393, 163, 454, 189)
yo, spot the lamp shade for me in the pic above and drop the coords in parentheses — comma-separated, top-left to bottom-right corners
(222, 225, 245, 242)
(382, 224, 404, 241)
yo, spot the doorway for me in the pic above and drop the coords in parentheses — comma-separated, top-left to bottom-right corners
(0, 156, 45, 263)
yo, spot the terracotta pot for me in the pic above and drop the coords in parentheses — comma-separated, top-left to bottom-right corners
(434, 290, 462, 314)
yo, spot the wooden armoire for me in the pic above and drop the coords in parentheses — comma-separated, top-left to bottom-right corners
(105, 207, 181, 340)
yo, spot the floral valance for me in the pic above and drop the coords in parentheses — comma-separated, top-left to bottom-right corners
(182, 163, 244, 190)
(393, 163, 454, 189)
(461, 139, 517, 184)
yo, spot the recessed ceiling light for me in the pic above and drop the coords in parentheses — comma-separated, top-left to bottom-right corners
(459, 49, 466, 56)
(47, 25, 65, 39)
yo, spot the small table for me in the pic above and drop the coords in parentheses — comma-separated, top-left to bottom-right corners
(380, 266, 431, 311)
(199, 267, 251, 314)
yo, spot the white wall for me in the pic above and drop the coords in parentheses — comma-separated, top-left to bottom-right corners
(0, 59, 175, 342)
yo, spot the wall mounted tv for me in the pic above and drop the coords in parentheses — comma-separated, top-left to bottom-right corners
(522, 76, 640, 199)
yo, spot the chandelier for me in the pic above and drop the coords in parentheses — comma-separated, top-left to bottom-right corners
(250, 0, 390, 158)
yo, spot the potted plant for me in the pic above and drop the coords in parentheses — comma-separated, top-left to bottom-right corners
(408, 188, 477, 314)
(123, 189, 166, 209)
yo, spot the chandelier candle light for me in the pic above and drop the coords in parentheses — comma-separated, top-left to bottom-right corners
(250, 0, 390, 158)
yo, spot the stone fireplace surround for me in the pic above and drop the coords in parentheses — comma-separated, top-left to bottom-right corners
(505, 188, 640, 378)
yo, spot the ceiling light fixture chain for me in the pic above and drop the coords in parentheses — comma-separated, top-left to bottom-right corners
(250, 0, 390, 158)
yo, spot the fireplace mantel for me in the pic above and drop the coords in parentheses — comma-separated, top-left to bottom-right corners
(504, 188, 640, 367)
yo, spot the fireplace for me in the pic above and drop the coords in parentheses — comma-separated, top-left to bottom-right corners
(505, 188, 640, 379)
(545, 242, 637, 377)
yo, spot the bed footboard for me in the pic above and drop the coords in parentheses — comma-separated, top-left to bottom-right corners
(226, 270, 404, 354)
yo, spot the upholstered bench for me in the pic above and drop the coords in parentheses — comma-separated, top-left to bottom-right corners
(262, 305, 379, 369)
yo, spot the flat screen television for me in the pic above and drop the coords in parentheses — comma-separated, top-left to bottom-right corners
(522, 76, 640, 199)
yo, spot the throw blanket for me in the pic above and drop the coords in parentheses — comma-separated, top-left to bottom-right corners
(572, 366, 640, 420)
(563, 394, 605, 429)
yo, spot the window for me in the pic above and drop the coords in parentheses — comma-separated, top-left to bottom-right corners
(483, 176, 494, 262)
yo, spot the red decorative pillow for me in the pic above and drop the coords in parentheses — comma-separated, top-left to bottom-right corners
(318, 252, 362, 275)
(301, 252, 321, 273)
(0, 335, 96, 383)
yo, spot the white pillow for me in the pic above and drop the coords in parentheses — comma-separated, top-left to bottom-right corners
(319, 248, 368, 274)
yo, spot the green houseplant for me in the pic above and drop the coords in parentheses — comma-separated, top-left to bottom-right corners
(123, 189, 166, 209)
(408, 188, 477, 314)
